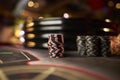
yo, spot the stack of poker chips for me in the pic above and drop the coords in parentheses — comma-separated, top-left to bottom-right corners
(48, 34, 64, 58)
(110, 34, 120, 55)
(76, 36, 86, 56)
(77, 36, 111, 57)
(99, 36, 111, 56)
(85, 36, 100, 56)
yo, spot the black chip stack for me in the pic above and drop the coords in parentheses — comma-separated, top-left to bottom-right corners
(85, 36, 100, 56)
(99, 36, 111, 56)
(77, 36, 111, 57)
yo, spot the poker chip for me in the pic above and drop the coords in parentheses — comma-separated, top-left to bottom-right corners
(99, 36, 111, 57)
(85, 36, 100, 57)
(77, 36, 100, 57)
(48, 34, 64, 58)
(77, 36, 111, 57)
(76, 36, 86, 56)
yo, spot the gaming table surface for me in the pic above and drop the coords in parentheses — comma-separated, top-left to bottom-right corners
(0, 46, 120, 80)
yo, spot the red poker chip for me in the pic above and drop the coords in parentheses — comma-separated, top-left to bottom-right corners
(48, 34, 64, 58)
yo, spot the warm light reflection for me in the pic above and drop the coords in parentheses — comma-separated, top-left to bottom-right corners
(41, 34, 49, 38)
(63, 13, 69, 18)
(102, 28, 111, 32)
(116, 3, 120, 9)
(38, 16, 44, 19)
(33, 2, 39, 8)
(0, 60, 3, 64)
(26, 22, 34, 28)
(26, 28, 34, 32)
(105, 19, 111, 23)
(27, 34, 35, 39)
(108, 1, 114, 7)
(42, 43, 48, 48)
(39, 20, 62, 25)
(27, 17, 33, 23)
(15, 30, 21, 38)
(41, 26, 62, 30)
(27, 41, 36, 47)
(28, 1, 34, 7)
(27, 60, 41, 65)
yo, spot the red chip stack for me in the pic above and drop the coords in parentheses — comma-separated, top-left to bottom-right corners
(48, 34, 64, 58)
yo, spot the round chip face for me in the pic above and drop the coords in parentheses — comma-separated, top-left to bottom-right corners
(48, 34, 64, 58)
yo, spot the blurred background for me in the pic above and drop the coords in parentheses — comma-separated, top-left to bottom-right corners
(0, 0, 120, 49)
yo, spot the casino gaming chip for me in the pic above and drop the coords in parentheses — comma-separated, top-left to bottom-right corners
(76, 36, 86, 56)
(48, 34, 64, 58)
(99, 36, 111, 57)
(85, 36, 100, 57)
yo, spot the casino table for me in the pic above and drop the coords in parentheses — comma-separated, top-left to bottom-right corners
(0, 46, 120, 80)
(26, 48, 120, 80)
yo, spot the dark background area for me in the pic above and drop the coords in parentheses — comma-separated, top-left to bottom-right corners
(0, 0, 120, 51)
(0, 0, 120, 20)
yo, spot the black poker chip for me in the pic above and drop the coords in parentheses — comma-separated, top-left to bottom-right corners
(99, 36, 111, 57)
